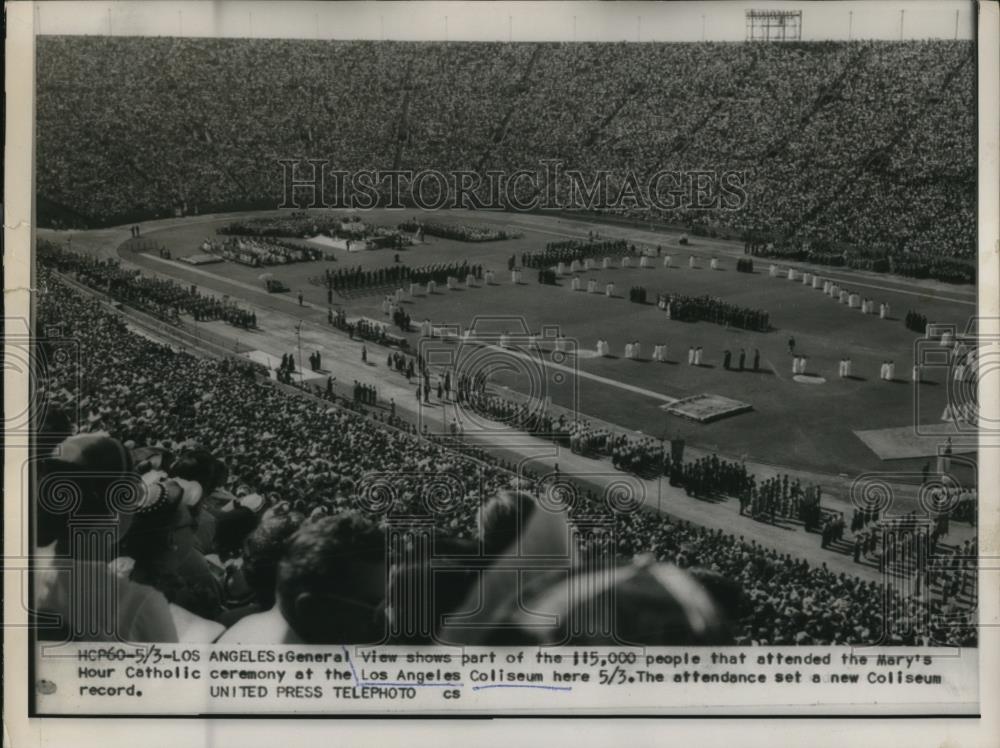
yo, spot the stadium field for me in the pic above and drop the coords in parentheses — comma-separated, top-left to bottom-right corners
(111, 208, 975, 478)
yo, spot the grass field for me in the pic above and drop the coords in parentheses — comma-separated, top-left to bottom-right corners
(122, 209, 976, 477)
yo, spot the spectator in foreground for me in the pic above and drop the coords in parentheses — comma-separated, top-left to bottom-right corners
(35, 434, 178, 643)
(216, 505, 305, 631)
(500, 555, 734, 646)
(222, 513, 387, 644)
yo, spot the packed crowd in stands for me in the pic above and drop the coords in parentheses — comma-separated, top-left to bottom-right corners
(37, 38, 975, 285)
(657, 291, 770, 332)
(398, 219, 512, 242)
(33, 267, 977, 646)
(38, 240, 256, 328)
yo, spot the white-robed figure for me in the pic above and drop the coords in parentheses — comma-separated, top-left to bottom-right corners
(640, 255, 651, 268)
(839, 290, 848, 304)
(799, 356, 807, 375)
(605, 281, 616, 298)
(382, 296, 392, 316)
(395, 287, 404, 303)
(887, 360, 895, 381)
(663, 255, 672, 268)
(879, 361, 888, 380)
(427, 279, 437, 295)
(621, 255, 632, 269)
(792, 356, 800, 375)
(624, 342, 634, 359)
(571, 259, 582, 273)
(571, 275, 582, 291)
(769, 264, 778, 277)
(838, 358, 847, 378)
(630, 341, 641, 360)
(447, 275, 457, 290)
(801, 272, 810, 285)
(710, 258, 719, 270)
(812, 275, 822, 289)
(823, 280, 831, 294)
(557, 261, 567, 275)
(510, 268, 520, 284)
(695, 347, 704, 365)
(587, 278, 598, 294)
(689, 256, 697, 269)
(421, 318, 433, 337)
(466, 273, 475, 288)
(409, 281, 419, 296)
(602, 256, 612, 269)
(485, 269, 495, 285)
(585, 258, 595, 270)
(688, 346, 696, 365)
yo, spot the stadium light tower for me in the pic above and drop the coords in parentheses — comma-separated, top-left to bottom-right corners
(746, 9, 802, 42)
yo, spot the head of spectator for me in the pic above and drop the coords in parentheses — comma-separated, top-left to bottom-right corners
(118, 459, 224, 619)
(385, 534, 478, 643)
(168, 447, 229, 501)
(501, 555, 734, 646)
(38, 433, 138, 554)
(213, 505, 259, 561)
(687, 566, 748, 640)
(276, 513, 388, 644)
(35, 434, 178, 642)
(480, 489, 536, 555)
(241, 506, 306, 610)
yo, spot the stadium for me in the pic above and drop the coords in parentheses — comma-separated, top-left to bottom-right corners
(32, 17, 979, 649)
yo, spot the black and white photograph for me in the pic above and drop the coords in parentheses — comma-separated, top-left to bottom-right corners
(4, 0, 998, 729)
